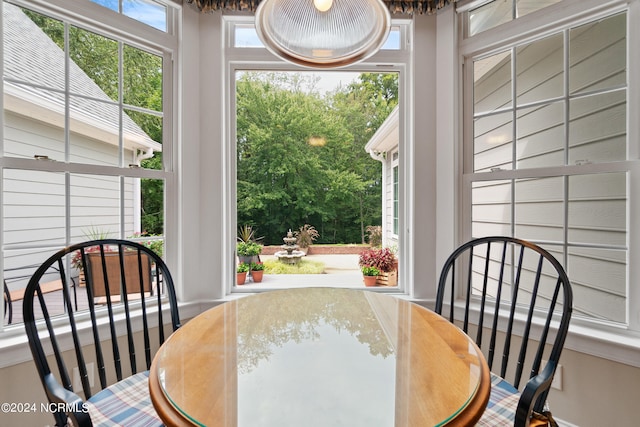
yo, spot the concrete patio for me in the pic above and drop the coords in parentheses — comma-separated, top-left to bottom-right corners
(238, 254, 369, 289)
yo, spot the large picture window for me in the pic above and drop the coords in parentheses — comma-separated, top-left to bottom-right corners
(224, 17, 412, 293)
(1, 0, 176, 328)
(464, 10, 630, 325)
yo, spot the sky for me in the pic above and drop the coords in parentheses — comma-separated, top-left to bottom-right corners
(90, 0, 167, 31)
(313, 71, 360, 93)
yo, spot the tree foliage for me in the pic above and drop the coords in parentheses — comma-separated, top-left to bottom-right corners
(236, 72, 398, 245)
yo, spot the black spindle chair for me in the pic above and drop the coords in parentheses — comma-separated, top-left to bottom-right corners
(23, 239, 180, 427)
(435, 236, 572, 427)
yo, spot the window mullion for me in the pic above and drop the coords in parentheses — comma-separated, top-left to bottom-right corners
(64, 21, 71, 246)
(118, 41, 124, 169)
(562, 29, 570, 267)
(511, 46, 517, 238)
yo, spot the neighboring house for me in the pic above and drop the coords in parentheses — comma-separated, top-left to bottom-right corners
(2, 4, 160, 282)
(365, 106, 399, 250)
(367, 13, 626, 323)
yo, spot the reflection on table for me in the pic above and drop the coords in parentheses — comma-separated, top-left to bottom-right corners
(150, 288, 490, 426)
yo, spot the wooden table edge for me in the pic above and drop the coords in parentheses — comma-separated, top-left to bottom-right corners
(149, 351, 198, 427)
(446, 342, 491, 426)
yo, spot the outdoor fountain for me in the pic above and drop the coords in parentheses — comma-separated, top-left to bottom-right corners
(274, 229, 305, 265)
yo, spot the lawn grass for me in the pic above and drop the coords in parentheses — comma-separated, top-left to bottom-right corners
(263, 259, 325, 274)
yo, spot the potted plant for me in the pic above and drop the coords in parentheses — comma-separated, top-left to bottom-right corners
(358, 247, 398, 287)
(361, 266, 380, 287)
(236, 241, 263, 265)
(250, 262, 265, 283)
(237, 225, 263, 244)
(294, 224, 319, 254)
(237, 262, 250, 285)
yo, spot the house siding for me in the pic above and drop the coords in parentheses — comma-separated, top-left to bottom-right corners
(3, 111, 137, 286)
(383, 154, 398, 249)
(471, 12, 627, 322)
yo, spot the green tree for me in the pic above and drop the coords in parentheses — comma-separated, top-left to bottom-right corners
(237, 73, 335, 243)
(329, 73, 399, 243)
(236, 72, 397, 245)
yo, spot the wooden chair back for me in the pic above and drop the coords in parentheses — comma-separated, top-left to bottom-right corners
(22, 239, 180, 426)
(435, 236, 572, 425)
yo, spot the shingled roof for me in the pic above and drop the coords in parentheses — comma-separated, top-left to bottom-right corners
(2, 3, 160, 154)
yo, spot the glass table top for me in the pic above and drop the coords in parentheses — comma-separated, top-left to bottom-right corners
(153, 288, 487, 426)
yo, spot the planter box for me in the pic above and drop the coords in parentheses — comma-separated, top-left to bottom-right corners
(376, 270, 397, 287)
(85, 251, 152, 297)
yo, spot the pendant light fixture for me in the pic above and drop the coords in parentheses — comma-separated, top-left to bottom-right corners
(255, 0, 391, 68)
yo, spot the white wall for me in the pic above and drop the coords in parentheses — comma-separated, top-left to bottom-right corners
(411, 14, 439, 300)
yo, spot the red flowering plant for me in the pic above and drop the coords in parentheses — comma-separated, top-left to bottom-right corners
(71, 245, 102, 271)
(358, 247, 397, 273)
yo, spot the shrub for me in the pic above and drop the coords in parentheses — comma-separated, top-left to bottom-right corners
(128, 232, 164, 257)
(366, 225, 383, 248)
(237, 241, 262, 256)
(141, 239, 164, 257)
(263, 259, 325, 274)
(361, 266, 381, 276)
(250, 262, 265, 271)
(294, 224, 319, 249)
(358, 247, 396, 273)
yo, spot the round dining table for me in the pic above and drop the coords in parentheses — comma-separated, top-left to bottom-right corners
(149, 287, 490, 426)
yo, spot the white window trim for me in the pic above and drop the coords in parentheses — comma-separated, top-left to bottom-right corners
(222, 16, 415, 297)
(457, 0, 640, 367)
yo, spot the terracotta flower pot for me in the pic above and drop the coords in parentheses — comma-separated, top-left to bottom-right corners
(251, 270, 264, 283)
(363, 275, 377, 287)
(237, 271, 247, 285)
